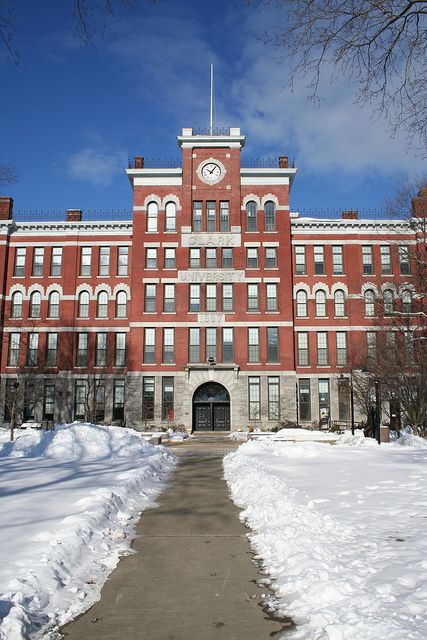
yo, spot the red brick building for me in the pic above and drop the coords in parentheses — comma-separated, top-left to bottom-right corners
(0, 128, 425, 431)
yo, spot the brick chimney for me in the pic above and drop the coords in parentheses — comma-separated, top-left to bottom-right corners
(134, 156, 144, 169)
(66, 209, 82, 222)
(0, 196, 13, 220)
(411, 187, 427, 218)
(342, 210, 358, 220)
(279, 156, 288, 168)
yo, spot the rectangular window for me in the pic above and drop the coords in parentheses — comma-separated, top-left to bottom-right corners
(336, 332, 347, 366)
(206, 284, 217, 311)
(144, 328, 156, 364)
(24, 381, 35, 421)
(27, 332, 39, 367)
(367, 331, 376, 358)
(145, 248, 157, 269)
(113, 379, 125, 421)
(98, 247, 110, 276)
(8, 333, 20, 367)
(267, 327, 279, 363)
(362, 246, 373, 274)
(189, 284, 200, 312)
(266, 283, 278, 311)
(222, 284, 233, 311)
(295, 246, 306, 275)
(163, 284, 175, 312)
(144, 284, 157, 313)
(162, 328, 174, 364)
(248, 327, 260, 363)
(142, 377, 155, 421)
(80, 247, 92, 276)
(246, 247, 258, 268)
(50, 247, 63, 276)
(248, 377, 261, 420)
(268, 377, 280, 421)
(164, 248, 176, 269)
(115, 333, 126, 367)
(14, 247, 26, 277)
(265, 247, 277, 268)
(192, 201, 203, 232)
(74, 379, 87, 420)
(76, 333, 88, 367)
(95, 332, 107, 367)
(317, 332, 328, 365)
(298, 379, 311, 421)
(399, 246, 410, 274)
(32, 247, 44, 276)
(46, 333, 58, 367)
(222, 328, 234, 363)
(189, 328, 200, 363)
(247, 284, 259, 311)
(222, 248, 233, 268)
(332, 245, 343, 275)
(117, 246, 129, 276)
(220, 201, 230, 232)
(43, 382, 55, 420)
(162, 377, 174, 421)
(314, 246, 325, 275)
(297, 332, 309, 366)
(95, 382, 105, 423)
(380, 245, 392, 275)
(338, 378, 349, 422)
(189, 248, 201, 269)
(206, 248, 217, 268)
(206, 328, 217, 361)
(207, 201, 216, 232)
(318, 379, 330, 424)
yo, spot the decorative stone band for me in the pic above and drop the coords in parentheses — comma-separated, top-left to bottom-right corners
(178, 270, 245, 283)
(181, 233, 241, 247)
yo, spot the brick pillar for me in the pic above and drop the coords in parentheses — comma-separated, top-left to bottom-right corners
(279, 156, 288, 168)
(66, 209, 82, 222)
(412, 188, 427, 218)
(0, 196, 13, 220)
(134, 156, 144, 169)
(342, 210, 358, 220)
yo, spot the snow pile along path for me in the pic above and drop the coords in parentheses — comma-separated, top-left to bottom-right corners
(0, 424, 175, 640)
(224, 437, 427, 640)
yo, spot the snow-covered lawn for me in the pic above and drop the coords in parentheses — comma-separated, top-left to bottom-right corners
(0, 423, 175, 640)
(224, 432, 427, 640)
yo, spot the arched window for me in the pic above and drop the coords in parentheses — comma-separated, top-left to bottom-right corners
(11, 291, 23, 319)
(402, 289, 412, 314)
(364, 290, 375, 317)
(334, 290, 345, 317)
(78, 291, 90, 318)
(29, 291, 41, 319)
(246, 201, 258, 232)
(165, 201, 177, 232)
(97, 291, 109, 318)
(315, 290, 327, 317)
(264, 201, 276, 231)
(116, 291, 127, 318)
(48, 291, 60, 318)
(296, 290, 307, 317)
(383, 289, 394, 315)
(147, 201, 158, 232)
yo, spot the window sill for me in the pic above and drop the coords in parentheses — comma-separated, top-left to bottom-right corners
(30, 275, 43, 278)
(334, 316, 348, 320)
(317, 365, 331, 368)
(95, 317, 109, 320)
(162, 311, 177, 314)
(247, 362, 261, 365)
(97, 275, 111, 278)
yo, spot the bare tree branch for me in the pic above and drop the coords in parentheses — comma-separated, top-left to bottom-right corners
(0, 161, 16, 185)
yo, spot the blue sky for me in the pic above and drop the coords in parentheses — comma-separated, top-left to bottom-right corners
(1, 0, 425, 217)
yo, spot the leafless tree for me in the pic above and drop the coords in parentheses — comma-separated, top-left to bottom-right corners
(0, 161, 16, 185)
(250, 0, 427, 154)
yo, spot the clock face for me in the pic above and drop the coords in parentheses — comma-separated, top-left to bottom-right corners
(201, 162, 222, 182)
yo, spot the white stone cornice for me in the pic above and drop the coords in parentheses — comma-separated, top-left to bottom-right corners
(291, 218, 413, 234)
(10, 221, 132, 235)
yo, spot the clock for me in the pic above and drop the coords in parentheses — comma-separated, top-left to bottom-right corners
(197, 158, 226, 185)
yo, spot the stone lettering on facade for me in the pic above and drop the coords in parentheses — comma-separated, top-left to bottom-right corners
(181, 233, 241, 247)
(198, 313, 225, 325)
(178, 270, 245, 283)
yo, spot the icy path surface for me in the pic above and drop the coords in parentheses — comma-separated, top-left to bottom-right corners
(0, 424, 175, 640)
(224, 434, 427, 640)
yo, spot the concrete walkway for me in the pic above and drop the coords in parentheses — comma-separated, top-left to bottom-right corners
(61, 436, 290, 639)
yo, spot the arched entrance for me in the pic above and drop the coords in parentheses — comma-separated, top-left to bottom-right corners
(192, 382, 230, 432)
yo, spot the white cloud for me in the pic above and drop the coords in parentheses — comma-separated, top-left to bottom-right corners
(66, 147, 127, 187)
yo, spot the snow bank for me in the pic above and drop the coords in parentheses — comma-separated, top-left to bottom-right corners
(396, 433, 427, 448)
(224, 439, 427, 640)
(0, 423, 175, 640)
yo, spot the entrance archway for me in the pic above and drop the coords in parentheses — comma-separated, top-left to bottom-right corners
(192, 382, 230, 432)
